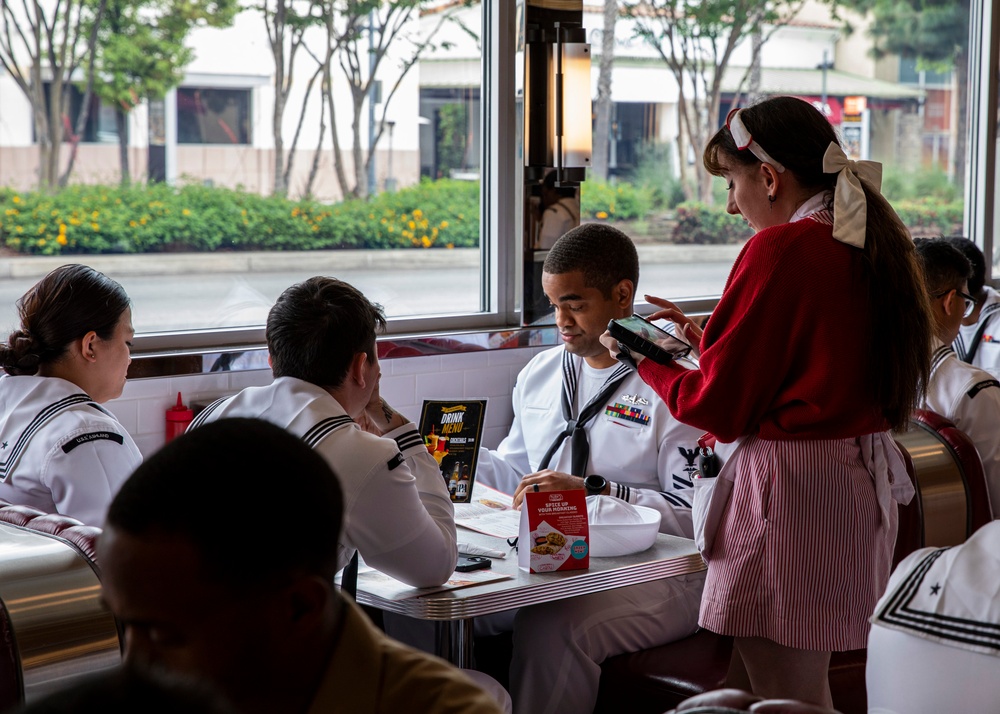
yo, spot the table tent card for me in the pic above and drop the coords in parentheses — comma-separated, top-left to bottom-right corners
(519, 490, 590, 573)
(419, 399, 488, 503)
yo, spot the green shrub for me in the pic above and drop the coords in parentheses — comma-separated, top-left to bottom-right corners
(670, 202, 754, 245)
(891, 198, 964, 237)
(0, 179, 481, 255)
(580, 180, 653, 221)
(880, 165, 961, 202)
(630, 142, 685, 209)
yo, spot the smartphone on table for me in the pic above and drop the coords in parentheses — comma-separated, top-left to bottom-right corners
(607, 314, 692, 365)
(455, 555, 492, 572)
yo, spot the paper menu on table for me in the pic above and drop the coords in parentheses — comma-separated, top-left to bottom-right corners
(355, 564, 512, 601)
(453, 483, 521, 539)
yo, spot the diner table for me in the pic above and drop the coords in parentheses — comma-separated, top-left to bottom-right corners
(354, 528, 706, 667)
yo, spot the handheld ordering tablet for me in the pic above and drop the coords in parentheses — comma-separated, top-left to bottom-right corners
(608, 314, 692, 365)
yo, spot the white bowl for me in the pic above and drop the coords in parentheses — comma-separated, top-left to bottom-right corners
(589, 504, 662, 557)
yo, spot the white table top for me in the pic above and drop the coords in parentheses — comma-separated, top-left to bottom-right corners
(354, 528, 706, 620)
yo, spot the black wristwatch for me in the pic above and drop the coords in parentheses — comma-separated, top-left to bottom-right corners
(584, 474, 608, 496)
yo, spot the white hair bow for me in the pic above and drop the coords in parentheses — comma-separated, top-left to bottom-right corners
(822, 142, 882, 249)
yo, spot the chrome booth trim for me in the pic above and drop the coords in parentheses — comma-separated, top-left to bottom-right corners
(0, 523, 120, 704)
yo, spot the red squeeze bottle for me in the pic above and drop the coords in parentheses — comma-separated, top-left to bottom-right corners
(165, 391, 194, 443)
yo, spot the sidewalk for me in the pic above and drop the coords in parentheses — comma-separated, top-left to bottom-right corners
(0, 244, 744, 280)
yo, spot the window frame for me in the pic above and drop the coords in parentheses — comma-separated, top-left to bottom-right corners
(130, 0, 998, 360)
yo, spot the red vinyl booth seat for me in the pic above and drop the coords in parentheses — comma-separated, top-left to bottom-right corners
(0, 500, 102, 568)
(907, 408, 992, 542)
(0, 501, 107, 710)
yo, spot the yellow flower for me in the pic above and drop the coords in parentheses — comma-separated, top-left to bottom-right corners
(421, 235, 431, 248)
(37, 238, 45, 246)
(440, 220, 449, 229)
(368, 214, 375, 220)
(241, 209, 248, 217)
(408, 221, 416, 230)
(56, 235, 67, 246)
(431, 227, 439, 238)
(413, 209, 423, 218)
(129, 220, 138, 228)
(58, 223, 67, 234)
(12, 196, 20, 203)
(182, 209, 191, 217)
(69, 217, 81, 226)
(419, 218, 429, 229)
(91, 223, 99, 231)
(91, 210, 99, 220)
(446, 242, 454, 249)
(596, 211, 608, 219)
(292, 208, 300, 217)
(14, 226, 22, 233)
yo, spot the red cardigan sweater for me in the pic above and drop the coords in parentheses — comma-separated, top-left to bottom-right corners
(639, 216, 886, 443)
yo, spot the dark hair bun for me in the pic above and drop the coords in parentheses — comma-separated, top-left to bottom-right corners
(1, 329, 43, 376)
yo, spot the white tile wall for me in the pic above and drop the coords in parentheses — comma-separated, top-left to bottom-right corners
(113, 346, 546, 458)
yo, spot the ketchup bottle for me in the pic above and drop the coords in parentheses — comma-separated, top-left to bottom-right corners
(165, 391, 194, 443)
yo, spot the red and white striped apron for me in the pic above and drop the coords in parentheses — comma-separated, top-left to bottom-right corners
(698, 432, 906, 651)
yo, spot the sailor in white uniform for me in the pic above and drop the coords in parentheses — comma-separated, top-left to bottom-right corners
(916, 239, 1000, 517)
(922, 342, 1000, 516)
(0, 264, 140, 526)
(192, 375, 457, 587)
(0, 375, 141, 525)
(955, 285, 1000, 379)
(189, 277, 456, 588)
(188, 277, 512, 712)
(947, 238, 1000, 380)
(477, 225, 706, 714)
(867, 520, 1000, 713)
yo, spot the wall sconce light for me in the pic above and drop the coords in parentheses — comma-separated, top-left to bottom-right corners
(525, 22, 591, 185)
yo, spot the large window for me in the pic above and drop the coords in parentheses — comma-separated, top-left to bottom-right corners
(0, 0, 996, 349)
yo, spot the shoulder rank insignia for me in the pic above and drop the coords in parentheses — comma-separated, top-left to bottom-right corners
(967, 379, 1000, 399)
(62, 431, 124, 453)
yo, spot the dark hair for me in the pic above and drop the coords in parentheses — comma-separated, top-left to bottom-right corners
(703, 96, 933, 430)
(943, 236, 986, 296)
(543, 223, 639, 298)
(704, 96, 839, 195)
(107, 418, 344, 585)
(914, 238, 973, 295)
(266, 277, 386, 389)
(16, 666, 235, 714)
(0, 264, 130, 376)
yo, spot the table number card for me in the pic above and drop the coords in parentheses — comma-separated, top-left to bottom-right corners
(519, 490, 590, 573)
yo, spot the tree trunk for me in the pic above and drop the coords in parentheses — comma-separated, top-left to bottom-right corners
(326, 72, 351, 199)
(748, 24, 762, 106)
(116, 108, 130, 186)
(591, 0, 617, 181)
(352, 97, 365, 198)
(304, 99, 326, 198)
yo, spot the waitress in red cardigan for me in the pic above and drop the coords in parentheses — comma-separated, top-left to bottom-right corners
(602, 97, 933, 706)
